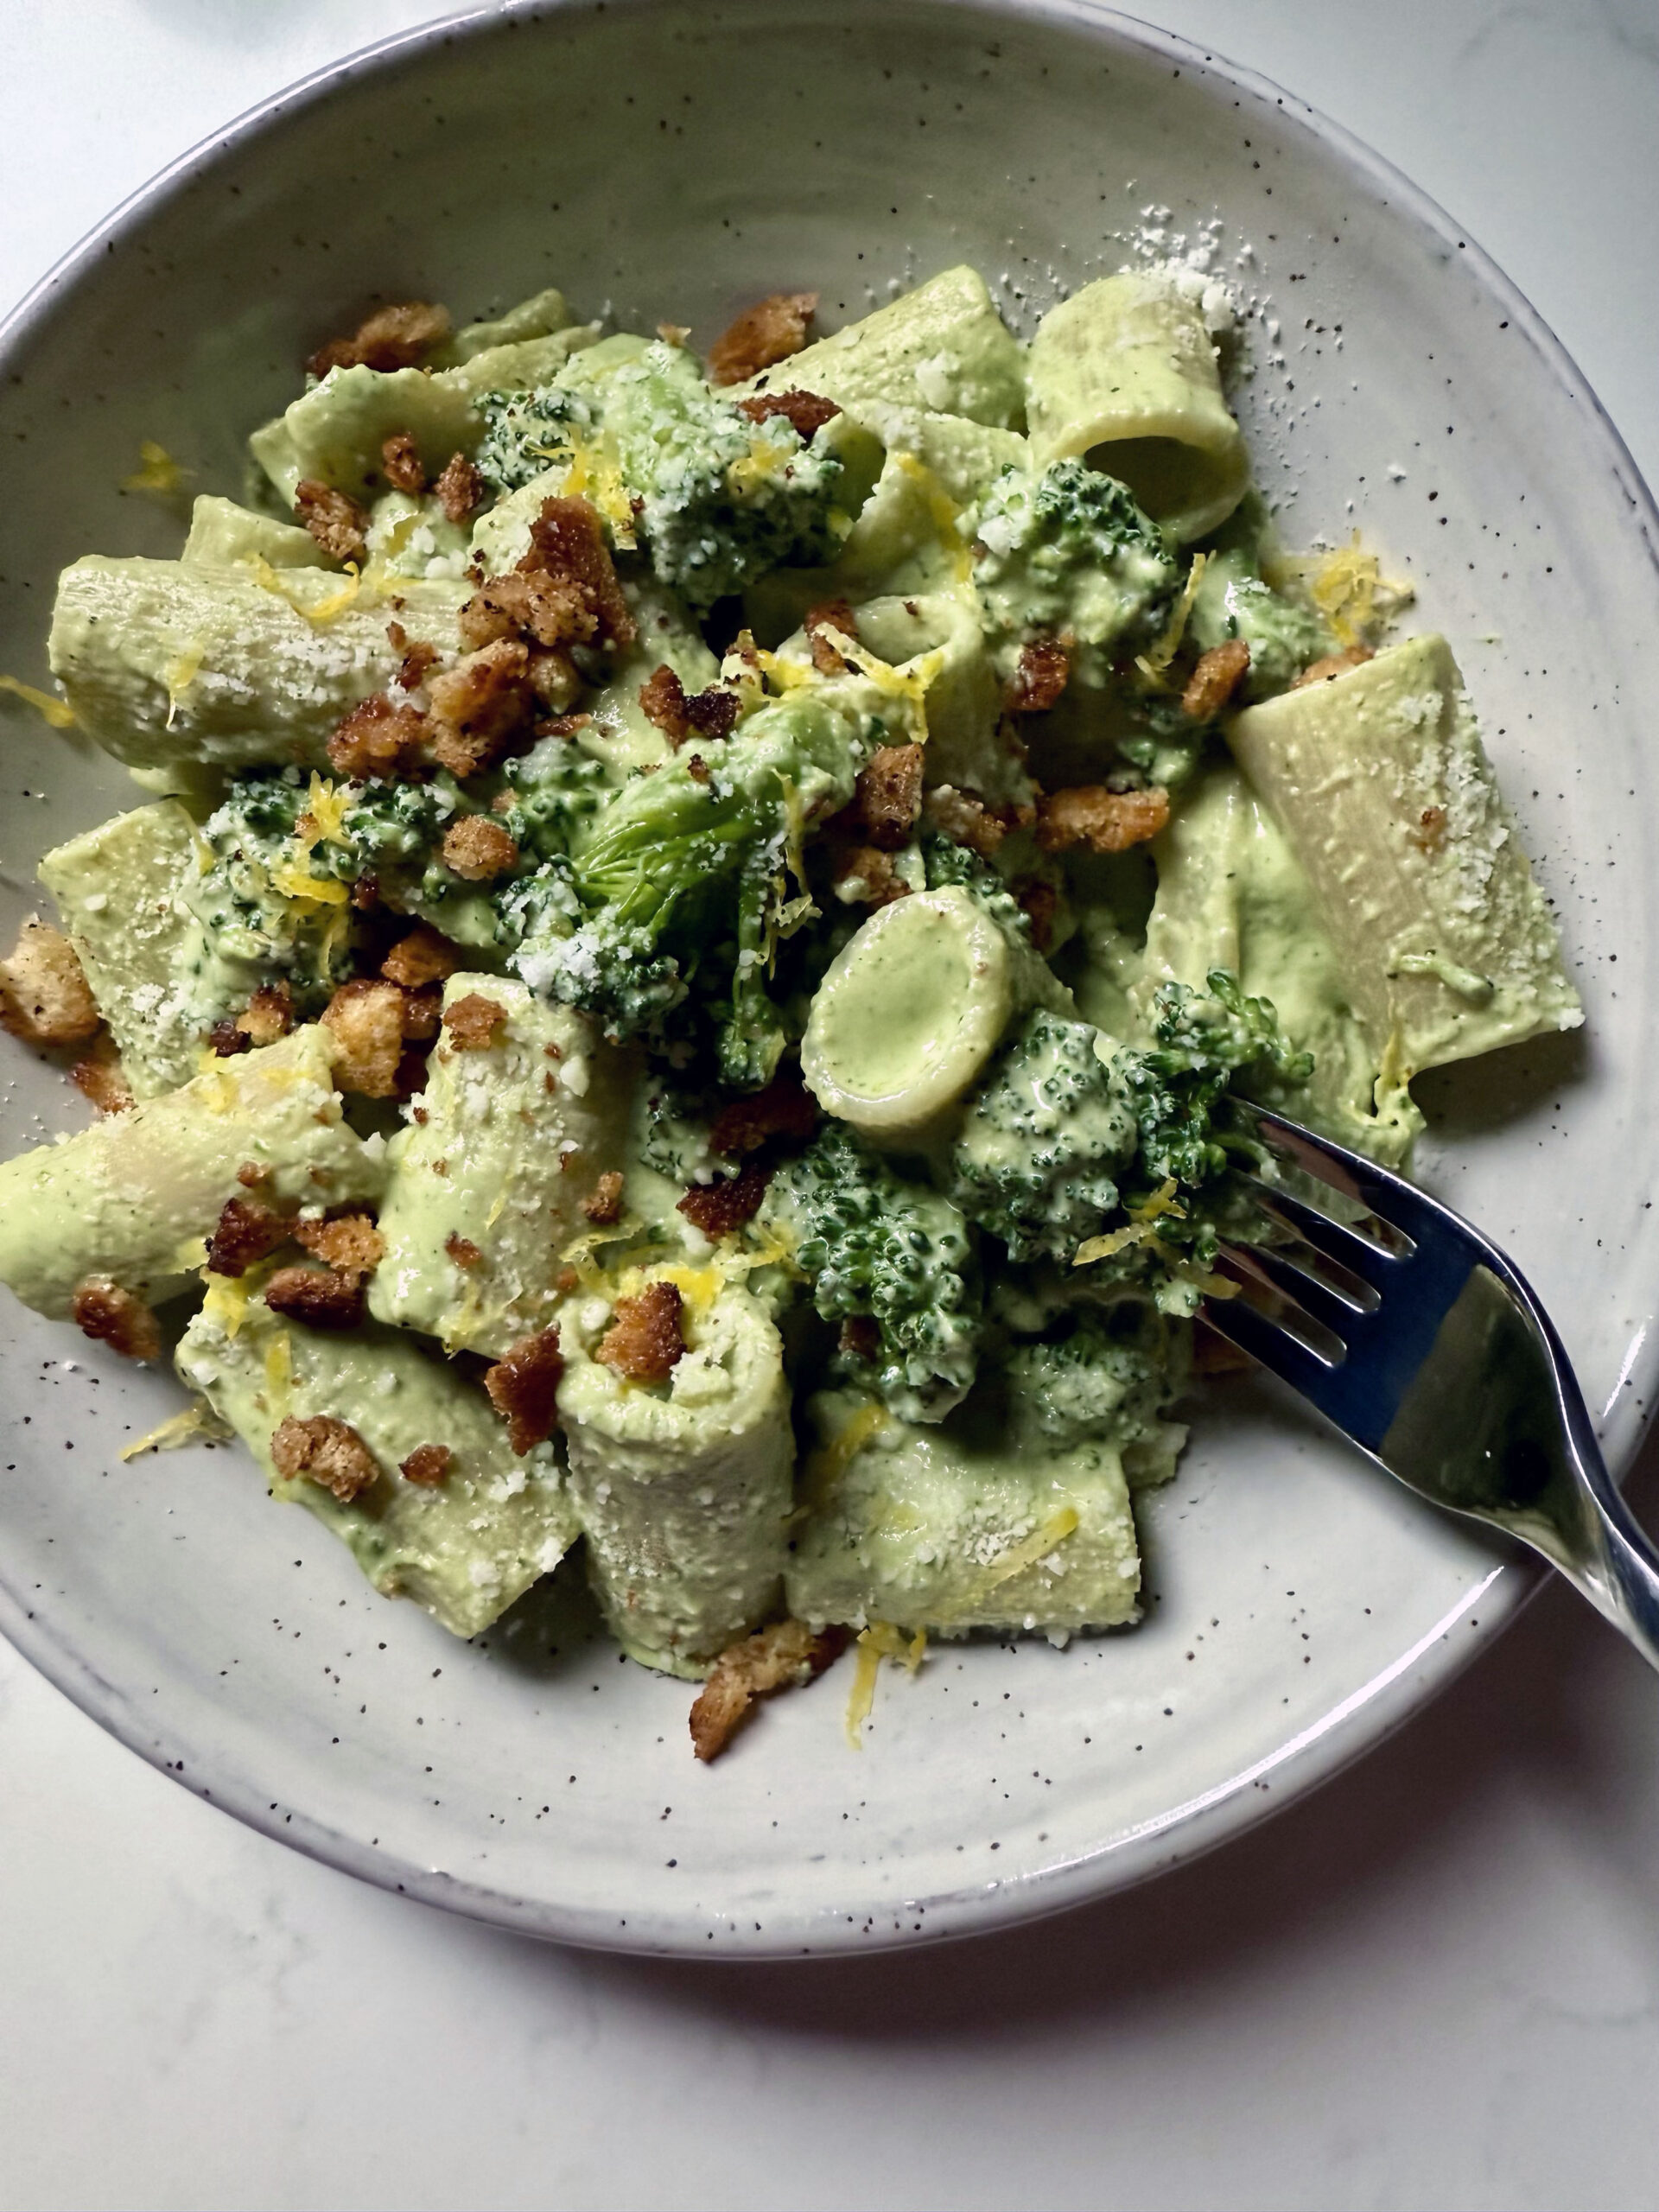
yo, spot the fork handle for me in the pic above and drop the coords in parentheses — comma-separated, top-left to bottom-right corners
(1565, 1467, 1659, 1671)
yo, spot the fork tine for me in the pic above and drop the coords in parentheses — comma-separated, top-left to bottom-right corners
(1198, 1283, 1346, 1399)
(1243, 1106, 1449, 1249)
(1243, 1179, 1413, 1282)
(1211, 1249, 1350, 1362)
(1232, 1235, 1379, 1328)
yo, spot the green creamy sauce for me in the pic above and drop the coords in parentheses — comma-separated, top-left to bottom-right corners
(831, 916, 981, 1096)
(803, 887, 1015, 1137)
(1204, 781, 1421, 1160)
(1187, 499, 1329, 699)
(32, 260, 1562, 1664)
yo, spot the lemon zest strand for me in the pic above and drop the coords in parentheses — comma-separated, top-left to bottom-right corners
(0, 675, 75, 728)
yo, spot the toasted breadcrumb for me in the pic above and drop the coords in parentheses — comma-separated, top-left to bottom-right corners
(636, 664, 741, 747)
(445, 1231, 483, 1271)
(595, 1281, 685, 1384)
(207, 1195, 292, 1278)
(69, 1034, 133, 1116)
(294, 1211, 385, 1279)
(1035, 785, 1170, 855)
(924, 784, 1006, 861)
(426, 638, 535, 775)
(397, 986, 442, 1043)
(709, 291, 817, 385)
(1291, 644, 1376, 690)
(380, 432, 426, 493)
(677, 1160, 772, 1237)
(461, 567, 595, 654)
(435, 450, 486, 524)
(582, 1171, 626, 1225)
(734, 389, 841, 438)
(263, 1263, 366, 1332)
(379, 924, 464, 990)
(270, 1412, 381, 1503)
(327, 692, 428, 779)
(1007, 639, 1071, 713)
(639, 662, 690, 742)
(689, 1619, 850, 1761)
(537, 712, 593, 744)
(684, 686, 740, 740)
(306, 300, 450, 380)
(520, 496, 635, 651)
(853, 743, 925, 851)
(484, 1326, 565, 1454)
(322, 978, 409, 1096)
(1181, 639, 1251, 721)
(458, 573, 536, 650)
(70, 1277, 161, 1363)
(0, 920, 99, 1046)
(238, 982, 294, 1047)
(831, 844, 911, 907)
(440, 815, 519, 881)
(399, 1442, 453, 1487)
(804, 598, 857, 675)
(442, 992, 507, 1051)
(709, 1071, 817, 1157)
(397, 639, 439, 691)
(294, 479, 367, 564)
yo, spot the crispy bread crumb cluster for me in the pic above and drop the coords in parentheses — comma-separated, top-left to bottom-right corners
(594, 1281, 684, 1383)
(1034, 784, 1170, 855)
(270, 1413, 380, 1503)
(484, 1326, 565, 1454)
(0, 921, 99, 1046)
(708, 290, 817, 385)
(70, 1276, 161, 1362)
(688, 1619, 850, 1761)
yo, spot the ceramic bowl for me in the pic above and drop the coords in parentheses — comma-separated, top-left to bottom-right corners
(1, 0, 1655, 1956)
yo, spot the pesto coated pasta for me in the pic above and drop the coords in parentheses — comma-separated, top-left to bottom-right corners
(0, 261, 1580, 1758)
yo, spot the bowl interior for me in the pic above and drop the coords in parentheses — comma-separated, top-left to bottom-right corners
(0, 0, 1654, 1954)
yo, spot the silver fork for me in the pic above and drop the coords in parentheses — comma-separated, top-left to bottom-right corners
(1200, 1107, 1659, 1669)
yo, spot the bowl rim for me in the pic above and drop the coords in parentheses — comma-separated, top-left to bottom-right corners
(1, 0, 1654, 1958)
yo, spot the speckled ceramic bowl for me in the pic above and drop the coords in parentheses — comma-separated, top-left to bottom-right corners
(1, 0, 1655, 1957)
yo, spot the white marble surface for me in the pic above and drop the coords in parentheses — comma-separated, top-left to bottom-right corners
(3, 3, 1658, 2206)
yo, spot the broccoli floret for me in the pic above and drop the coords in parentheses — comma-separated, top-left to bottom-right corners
(196, 771, 548, 967)
(179, 772, 357, 1023)
(1122, 969, 1313, 1188)
(499, 731, 610, 860)
(1001, 1304, 1189, 1487)
(474, 382, 600, 499)
(634, 1076, 727, 1187)
(951, 1008, 1139, 1262)
(479, 343, 846, 610)
(1186, 499, 1332, 700)
(1109, 685, 1211, 791)
(1049, 971, 1312, 1311)
(920, 830, 1039, 944)
(720, 847, 790, 1090)
(512, 901, 688, 1038)
(518, 690, 867, 1054)
(601, 343, 846, 610)
(973, 459, 1180, 681)
(1188, 561, 1328, 697)
(766, 1124, 984, 1424)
